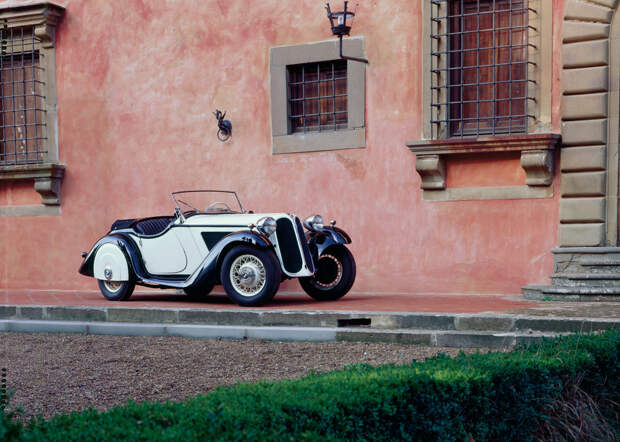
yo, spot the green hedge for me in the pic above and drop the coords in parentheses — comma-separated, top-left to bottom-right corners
(0, 400, 20, 441)
(2, 330, 619, 441)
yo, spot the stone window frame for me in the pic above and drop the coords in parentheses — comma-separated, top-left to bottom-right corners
(407, 0, 557, 202)
(0, 1, 64, 217)
(270, 37, 366, 154)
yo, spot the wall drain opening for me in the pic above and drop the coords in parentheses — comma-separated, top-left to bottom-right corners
(337, 318, 371, 328)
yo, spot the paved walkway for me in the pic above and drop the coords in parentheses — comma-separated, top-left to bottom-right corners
(1, 289, 618, 347)
(1, 289, 619, 319)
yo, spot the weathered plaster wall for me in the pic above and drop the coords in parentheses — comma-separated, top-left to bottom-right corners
(0, 0, 565, 294)
(445, 153, 526, 188)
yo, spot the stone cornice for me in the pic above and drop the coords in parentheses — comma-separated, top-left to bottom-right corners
(0, 162, 65, 180)
(406, 133, 561, 156)
(0, 1, 64, 48)
(407, 133, 561, 193)
(0, 163, 65, 205)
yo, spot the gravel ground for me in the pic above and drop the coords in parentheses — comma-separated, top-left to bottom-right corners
(1, 333, 485, 421)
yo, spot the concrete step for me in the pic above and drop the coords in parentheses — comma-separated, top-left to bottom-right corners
(554, 255, 620, 274)
(552, 273, 620, 280)
(550, 273, 620, 287)
(544, 286, 620, 295)
(0, 319, 573, 349)
(0, 305, 617, 335)
(555, 262, 620, 274)
(580, 258, 620, 267)
(522, 285, 620, 302)
(578, 264, 620, 273)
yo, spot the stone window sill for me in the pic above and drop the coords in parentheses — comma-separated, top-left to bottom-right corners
(273, 128, 365, 154)
(405, 134, 561, 201)
(1, 162, 65, 206)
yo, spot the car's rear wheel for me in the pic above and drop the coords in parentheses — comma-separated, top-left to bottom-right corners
(220, 245, 281, 306)
(300, 246, 356, 301)
(97, 279, 135, 301)
(183, 283, 214, 301)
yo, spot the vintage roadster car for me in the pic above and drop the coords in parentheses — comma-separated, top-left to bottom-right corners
(78, 190, 356, 306)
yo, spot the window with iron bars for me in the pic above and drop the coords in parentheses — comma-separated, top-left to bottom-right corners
(0, 25, 46, 166)
(287, 60, 347, 134)
(430, 0, 536, 138)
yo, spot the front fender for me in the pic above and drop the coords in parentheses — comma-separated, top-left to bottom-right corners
(191, 230, 272, 287)
(306, 226, 352, 260)
(78, 233, 143, 279)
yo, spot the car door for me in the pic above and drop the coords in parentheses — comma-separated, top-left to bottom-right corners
(172, 227, 205, 274)
(133, 228, 188, 275)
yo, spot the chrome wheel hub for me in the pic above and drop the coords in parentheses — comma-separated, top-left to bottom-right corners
(103, 280, 123, 293)
(230, 254, 266, 297)
(314, 254, 343, 288)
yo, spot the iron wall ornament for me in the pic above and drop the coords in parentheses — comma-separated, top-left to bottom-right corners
(325, 1, 368, 64)
(213, 109, 232, 142)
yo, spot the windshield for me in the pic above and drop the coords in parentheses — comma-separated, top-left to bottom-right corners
(171, 190, 244, 214)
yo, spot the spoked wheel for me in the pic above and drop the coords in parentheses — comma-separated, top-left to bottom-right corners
(183, 283, 214, 301)
(97, 279, 135, 301)
(300, 247, 356, 301)
(220, 245, 281, 306)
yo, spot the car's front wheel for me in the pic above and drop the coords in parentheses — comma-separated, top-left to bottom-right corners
(220, 245, 281, 306)
(299, 247, 356, 301)
(97, 279, 135, 301)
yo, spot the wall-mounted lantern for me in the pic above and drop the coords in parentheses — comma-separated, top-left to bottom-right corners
(213, 109, 232, 142)
(325, 1, 368, 64)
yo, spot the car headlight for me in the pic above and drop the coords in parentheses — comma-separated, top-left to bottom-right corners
(303, 214, 324, 231)
(256, 217, 277, 236)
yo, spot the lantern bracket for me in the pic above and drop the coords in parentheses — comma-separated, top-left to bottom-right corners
(326, 2, 368, 64)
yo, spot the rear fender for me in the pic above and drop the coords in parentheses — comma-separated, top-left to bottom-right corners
(79, 234, 143, 280)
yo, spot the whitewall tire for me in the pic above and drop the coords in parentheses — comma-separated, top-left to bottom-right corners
(97, 279, 135, 301)
(220, 245, 280, 306)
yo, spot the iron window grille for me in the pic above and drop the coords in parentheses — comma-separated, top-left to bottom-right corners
(430, 0, 537, 138)
(287, 60, 347, 134)
(0, 25, 46, 166)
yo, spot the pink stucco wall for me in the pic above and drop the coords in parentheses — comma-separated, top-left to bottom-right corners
(0, 0, 566, 294)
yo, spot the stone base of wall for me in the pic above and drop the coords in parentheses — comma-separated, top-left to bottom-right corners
(522, 247, 620, 301)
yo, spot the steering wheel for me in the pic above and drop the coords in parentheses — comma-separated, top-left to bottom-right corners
(205, 201, 232, 212)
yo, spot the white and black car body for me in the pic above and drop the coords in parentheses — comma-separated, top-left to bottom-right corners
(79, 190, 356, 306)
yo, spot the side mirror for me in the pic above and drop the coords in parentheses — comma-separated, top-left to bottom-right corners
(174, 207, 184, 223)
